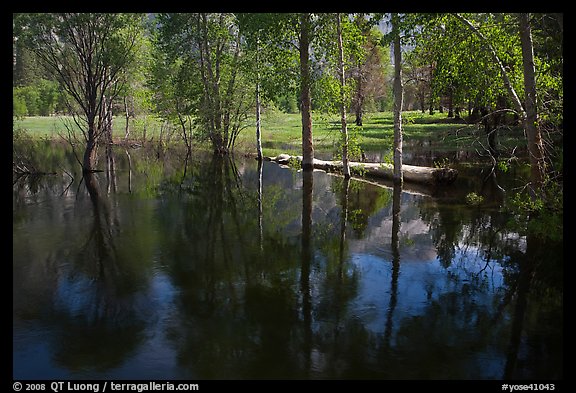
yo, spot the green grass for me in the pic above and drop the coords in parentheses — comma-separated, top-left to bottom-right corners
(14, 110, 524, 158)
(13, 115, 166, 140)
(236, 109, 494, 158)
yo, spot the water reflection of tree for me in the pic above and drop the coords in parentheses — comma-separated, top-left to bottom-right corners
(300, 169, 313, 376)
(329, 178, 392, 238)
(157, 156, 300, 377)
(417, 190, 562, 379)
(154, 155, 561, 379)
(50, 173, 150, 372)
(384, 183, 402, 345)
(498, 233, 563, 379)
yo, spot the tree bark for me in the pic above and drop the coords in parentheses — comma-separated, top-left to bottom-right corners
(255, 36, 263, 162)
(83, 118, 98, 173)
(519, 13, 546, 193)
(336, 13, 351, 179)
(124, 96, 131, 141)
(299, 13, 314, 170)
(392, 13, 404, 185)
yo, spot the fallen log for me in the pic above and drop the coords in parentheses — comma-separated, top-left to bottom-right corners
(264, 154, 458, 186)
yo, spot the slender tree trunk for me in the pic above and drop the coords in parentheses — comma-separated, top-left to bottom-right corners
(447, 89, 454, 118)
(392, 13, 404, 185)
(299, 13, 314, 170)
(419, 92, 425, 113)
(336, 13, 350, 178)
(519, 13, 546, 194)
(255, 38, 263, 161)
(256, 80, 263, 161)
(354, 78, 364, 126)
(124, 97, 131, 141)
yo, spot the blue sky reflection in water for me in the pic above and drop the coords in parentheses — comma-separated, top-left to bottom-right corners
(13, 145, 562, 380)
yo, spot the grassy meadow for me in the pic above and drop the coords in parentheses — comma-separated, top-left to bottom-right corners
(13, 110, 524, 160)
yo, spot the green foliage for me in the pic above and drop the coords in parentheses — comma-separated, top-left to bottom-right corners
(13, 85, 39, 116)
(12, 89, 28, 119)
(36, 79, 61, 115)
(332, 125, 364, 163)
(13, 79, 64, 117)
(275, 93, 299, 114)
(287, 156, 302, 171)
(505, 161, 563, 243)
(465, 192, 484, 205)
(154, 13, 252, 152)
(350, 164, 367, 177)
(381, 150, 393, 166)
(497, 160, 510, 173)
(17, 12, 147, 167)
(433, 157, 451, 169)
(508, 185, 563, 242)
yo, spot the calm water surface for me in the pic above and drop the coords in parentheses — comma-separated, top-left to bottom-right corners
(13, 143, 562, 379)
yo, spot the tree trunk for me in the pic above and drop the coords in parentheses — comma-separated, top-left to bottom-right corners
(83, 117, 98, 173)
(447, 89, 454, 118)
(299, 13, 314, 171)
(267, 154, 458, 186)
(336, 13, 350, 179)
(83, 139, 98, 173)
(481, 107, 498, 157)
(354, 78, 364, 126)
(256, 79, 263, 161)
(124, 96, 131, 141)
(392, 14, 404, 185)
(519, 13, 546, 194)
(255, 36, 263, 161)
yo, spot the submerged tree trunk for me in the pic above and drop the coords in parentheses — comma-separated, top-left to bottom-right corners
(336, 13, 350, 179)
(299, 13, 314, 171)
(392, 13, 404, 185)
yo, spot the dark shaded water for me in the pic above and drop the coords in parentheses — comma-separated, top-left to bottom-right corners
(13, 143, 562, 380)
